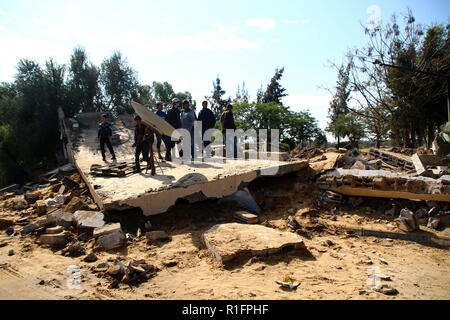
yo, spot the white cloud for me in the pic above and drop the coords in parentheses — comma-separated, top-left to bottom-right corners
(246, 18, 275, 31)
(87, 24, 263, 53)
(282, 94, 331, 131)
(0, 9, 7, 16)
(281, 19, 311, 25)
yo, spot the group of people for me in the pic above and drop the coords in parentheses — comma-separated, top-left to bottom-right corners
(97, 98, 237, 175)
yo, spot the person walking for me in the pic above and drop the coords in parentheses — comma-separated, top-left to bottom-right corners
(97, 114, 116, 161)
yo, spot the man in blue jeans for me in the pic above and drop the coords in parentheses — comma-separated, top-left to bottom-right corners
(154, 102, 167, 160)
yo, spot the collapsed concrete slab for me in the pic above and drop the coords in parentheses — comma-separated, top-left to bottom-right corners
(318, 169, 450, 202)
(203, 223, 306, 264)
(64, 112, 310, 216)
(369, 148, 414, 171)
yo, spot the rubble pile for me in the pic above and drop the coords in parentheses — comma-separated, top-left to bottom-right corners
(290, 146, 325, 159)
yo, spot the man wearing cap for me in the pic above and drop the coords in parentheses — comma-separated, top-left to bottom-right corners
(165, 98, 182, 161)
(97, 114, 116, 161)
(197, 100, 216, 147)
(154, 102, 167, 160)
(132, 115, 156, 175)
(220, 104, 237, 158)
(180, 100, 196, 159)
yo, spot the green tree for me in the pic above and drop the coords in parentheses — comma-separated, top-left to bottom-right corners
(262, 67, 287, 104)
(100, 51, 139, 114)
(206, 75, 230, 118)
(67, 47, 102, 116)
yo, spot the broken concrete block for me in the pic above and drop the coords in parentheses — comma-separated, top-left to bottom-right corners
(65, 197, 87, 213)
(414, 208, 428, 219)
(203, 223, 306, 264)
(394, 208, 418, 232)
(427, 217, 440, 230)
(45, 226, 64, 234)
(234, 211, 259, 224)
(24, 191, 41, 204)
(13, 197, 28, 211)
(93, 223, 122, 238)
(145, 230, 170, 241)
(35, 200, 47, 215)
(57, 212, 74, 228)
(73, 210, 105, 231)
(96, 229, 127, 250)
(83, 253, 98, 263)
(0, 218, 14, 230)
(62, 177, 79, 189)
(351, 160, 367, 170)
(39, 233, 68, 247)
(62, 243, 86, 257)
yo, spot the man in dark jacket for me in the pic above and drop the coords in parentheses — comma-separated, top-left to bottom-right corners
(197, 101, 216, 147)
(132, 115, 155, 175)
(164, 98, 181, 161)
(220, 104, 237, 158)
(98, 114, 116, 161)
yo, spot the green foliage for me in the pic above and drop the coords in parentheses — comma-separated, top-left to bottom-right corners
(328, 114, 364, 146)
(100, 51, 139, 114)
(262, 68, 287, 105)
(233, 102, 321, 146)
(206, 76, 231, 118)
(67, 46, 102, 116)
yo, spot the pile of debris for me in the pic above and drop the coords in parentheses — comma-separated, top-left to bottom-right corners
(290, 147, 325, 160)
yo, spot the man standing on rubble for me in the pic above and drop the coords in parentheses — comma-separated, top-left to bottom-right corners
(155, 102, 167, 160)
(165, 98, 181, 161)
(220, 104, 237, 158)
(197, 100, 216, 147)
(180, 100, 196, 159)
(98, 114, 116, 162)
(132, 115, 156, 175)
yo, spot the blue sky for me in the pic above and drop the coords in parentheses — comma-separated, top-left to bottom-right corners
(0, 0, 449, 133)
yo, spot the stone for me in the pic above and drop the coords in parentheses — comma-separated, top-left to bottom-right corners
(162, 260, 178, 267)
(146, 230, 170, 242)
(351, 160, 367, 170)
(0, 218, 15, 230)
(8, 249, 14, 256)
(287, 216, 300, 230)
(24, 191, 41, 204)
(78, 232, 90, 242)
(144, 221, 152, 230)
(39, 233, 68, 247)
(83, 253, 98, 263)
(46, 226, 64, 234)
(73, 210, 105, 230)
(427, 217, 440, 230)
(12, 197, 28, 211)
(62, 243, 86, 257)
(6, 227, 14, 236)
(385, 207, 396, 217)
(96, 229, 127, 250)
(94, 262, 110, 272)
(62, 177, 79, 190)
(107, 265, 122, 276)
(93, 223, 122, 238)
(35, 200, 47, 215)
(65, 197, 87, 213)
(376, 285, 398, 295)
(57, 212, 74, 228)
(414, 208, 428, 219)
(379, 257, 388, 265)
(234, 211, 259, 224)
(203, 223, 306, 264)
(394, 208, 418, 232)
(325, 240, 334, 247)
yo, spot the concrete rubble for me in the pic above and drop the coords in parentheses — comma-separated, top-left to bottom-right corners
(93, 223, 127, 250)
(203, 223, 306, 264)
